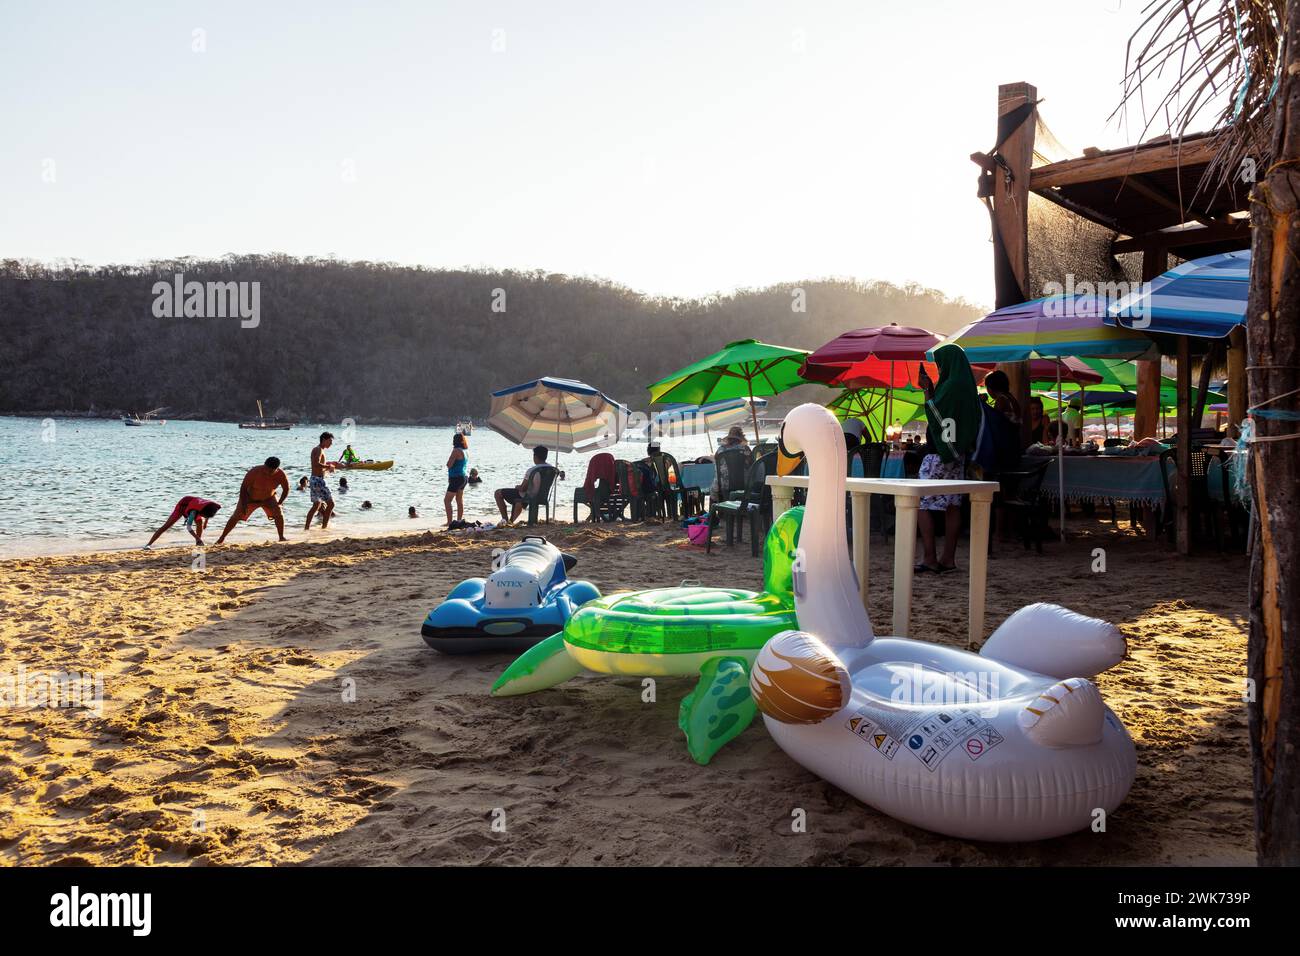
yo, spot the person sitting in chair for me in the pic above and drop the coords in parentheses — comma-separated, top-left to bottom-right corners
(494, 446, 550, 525)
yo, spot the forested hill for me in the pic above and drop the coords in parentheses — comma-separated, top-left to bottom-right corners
(0, 256, 984, 422)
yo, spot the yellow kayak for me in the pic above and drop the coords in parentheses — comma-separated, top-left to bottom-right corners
(341, 460, 394, 471)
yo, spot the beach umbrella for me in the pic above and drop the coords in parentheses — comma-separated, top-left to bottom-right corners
(825, 387, 926, 440)
(645, 396, 768, 443)
(648, 338, 810, 444)
(1107, 249, 1249, 338)
(935, 296, 1156, 539)
(801, 324, 942, 383)
(488, 376, 629, 451)
(804, 324, 942, 440)
(488, 377, 631, 513)
(973, 356, 1104, 386)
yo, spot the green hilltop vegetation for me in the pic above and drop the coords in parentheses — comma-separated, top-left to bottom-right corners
(0, 255, 983, 422)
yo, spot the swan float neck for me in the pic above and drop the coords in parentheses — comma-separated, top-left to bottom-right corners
(781, 404, 874, 650)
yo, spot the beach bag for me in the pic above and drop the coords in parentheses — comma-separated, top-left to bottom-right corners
(973, 402, 1020, 475)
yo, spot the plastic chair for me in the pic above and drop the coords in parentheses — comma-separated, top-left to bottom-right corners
(525, 466, 557, 526)
(708, 453, 774, 556)
(998, 460, 1051, 552)
(574, 453, 616, 522)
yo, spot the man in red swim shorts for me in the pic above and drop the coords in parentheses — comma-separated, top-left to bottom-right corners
(144, 496, 222, 549)
(214, 457, 290, 545)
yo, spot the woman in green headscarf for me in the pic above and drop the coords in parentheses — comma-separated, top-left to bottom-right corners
(916, 343, 980, 573)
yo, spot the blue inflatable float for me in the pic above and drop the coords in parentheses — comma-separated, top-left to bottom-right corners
(420, 536, 600, 653)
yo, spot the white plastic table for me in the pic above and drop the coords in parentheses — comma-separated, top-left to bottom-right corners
(766, 476, 999, 643)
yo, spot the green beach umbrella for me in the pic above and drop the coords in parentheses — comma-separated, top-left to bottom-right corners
(826, 387, 926, 441)
(648, 338, 810, 444)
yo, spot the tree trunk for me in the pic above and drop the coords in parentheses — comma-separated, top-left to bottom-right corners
(1246, 0, 1300, 866)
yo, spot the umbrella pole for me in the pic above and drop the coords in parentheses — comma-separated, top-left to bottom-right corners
(1057, 366, 1065, 542)
(748, 377, 761, 446)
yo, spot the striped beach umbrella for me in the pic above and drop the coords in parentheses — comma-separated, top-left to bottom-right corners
(487, 377, 629, 452)
(1107, 250, 1249, 338)
(937, 295, 1157, 362)
(646, 397, 768, 441)
(934, 297, 1155, 539)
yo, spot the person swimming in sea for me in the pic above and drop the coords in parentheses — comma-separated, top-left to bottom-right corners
(467, 467, 482, 485)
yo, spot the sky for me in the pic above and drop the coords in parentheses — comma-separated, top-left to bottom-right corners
(0, 0, 1164, 310)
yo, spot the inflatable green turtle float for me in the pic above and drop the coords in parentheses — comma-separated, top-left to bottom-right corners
(492, 508, 803, 764)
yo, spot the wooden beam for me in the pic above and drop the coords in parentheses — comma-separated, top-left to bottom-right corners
(1119, 173, 1221, 229)
(1175, 335, 1192, 555)
(1228, 325, 1247, 426)
(1033, 186, 1124, 232)
(993, 82, 1036, 306)
(1030, 135, 1221, 190)
(991, 83, 1036, 448)
(1112, 219, 1251, 254)
(1133, 246, 1167, 440)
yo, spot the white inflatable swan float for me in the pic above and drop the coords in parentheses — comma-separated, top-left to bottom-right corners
(751, 404, 1136, 841)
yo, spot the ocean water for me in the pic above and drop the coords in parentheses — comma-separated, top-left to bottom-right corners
(0, 416, 720, 557)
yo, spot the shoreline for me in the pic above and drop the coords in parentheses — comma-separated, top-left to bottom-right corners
(0, 515, 504, 562)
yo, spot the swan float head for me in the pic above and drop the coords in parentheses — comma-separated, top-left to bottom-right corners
(775, 403, 875, 650)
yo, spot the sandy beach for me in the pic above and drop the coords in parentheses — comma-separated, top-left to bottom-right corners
(0, 517, 1253, 866)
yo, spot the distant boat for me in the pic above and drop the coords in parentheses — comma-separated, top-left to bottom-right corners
(239, 400, 295, 431)
(123, 408, 166, 427)
(456, 419, 473, 435)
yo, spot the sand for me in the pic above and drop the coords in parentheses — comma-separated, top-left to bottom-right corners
(0, 516, 1254, 866)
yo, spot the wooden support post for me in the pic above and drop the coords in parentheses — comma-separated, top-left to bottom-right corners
(991, 83, 1036, 447)
(1228, 325, 1247, 427)
(1244, 2, 1300, 862)
(1134, 245, 1167, 440)
(1175, 336, 1192, 555)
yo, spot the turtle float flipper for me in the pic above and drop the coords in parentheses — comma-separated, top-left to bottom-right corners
(678, 656, 757, 765)
(491, 634, 583, 696)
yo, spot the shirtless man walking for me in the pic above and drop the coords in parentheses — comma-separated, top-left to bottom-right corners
(304, 432, 337, 531)
(214, 457, 290, 545)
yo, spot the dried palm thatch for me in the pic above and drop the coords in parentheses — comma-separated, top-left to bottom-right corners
(1116, 0, 1284, 190)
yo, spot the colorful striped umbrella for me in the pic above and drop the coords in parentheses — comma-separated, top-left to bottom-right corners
(937, 295, 1158, 362)
(935, 297, 1155, 539)
(487, 377, 629, 452)
(1107, 250, 1249, 338)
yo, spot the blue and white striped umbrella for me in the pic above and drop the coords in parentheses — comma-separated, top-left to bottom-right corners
(1107, 250, 1249, 338)
(644, 396, 768, 440)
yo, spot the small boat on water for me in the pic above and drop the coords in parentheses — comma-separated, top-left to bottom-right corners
(239, 400, 295, 431)
(123, 408, 166, 427)
(340, 459, 395, 471)
(456, 419, 473, 435)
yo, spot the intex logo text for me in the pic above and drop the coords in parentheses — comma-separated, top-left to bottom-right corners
(50, 886, 151, 936)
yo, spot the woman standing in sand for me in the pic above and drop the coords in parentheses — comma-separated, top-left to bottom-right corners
(445, 432, 469, 526)
(915, 344, 980, 574)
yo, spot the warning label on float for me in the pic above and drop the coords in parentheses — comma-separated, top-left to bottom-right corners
(896, 708, 1002, 772)
(844, 713, 899, 760)
(845, 705, 1006, 770)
